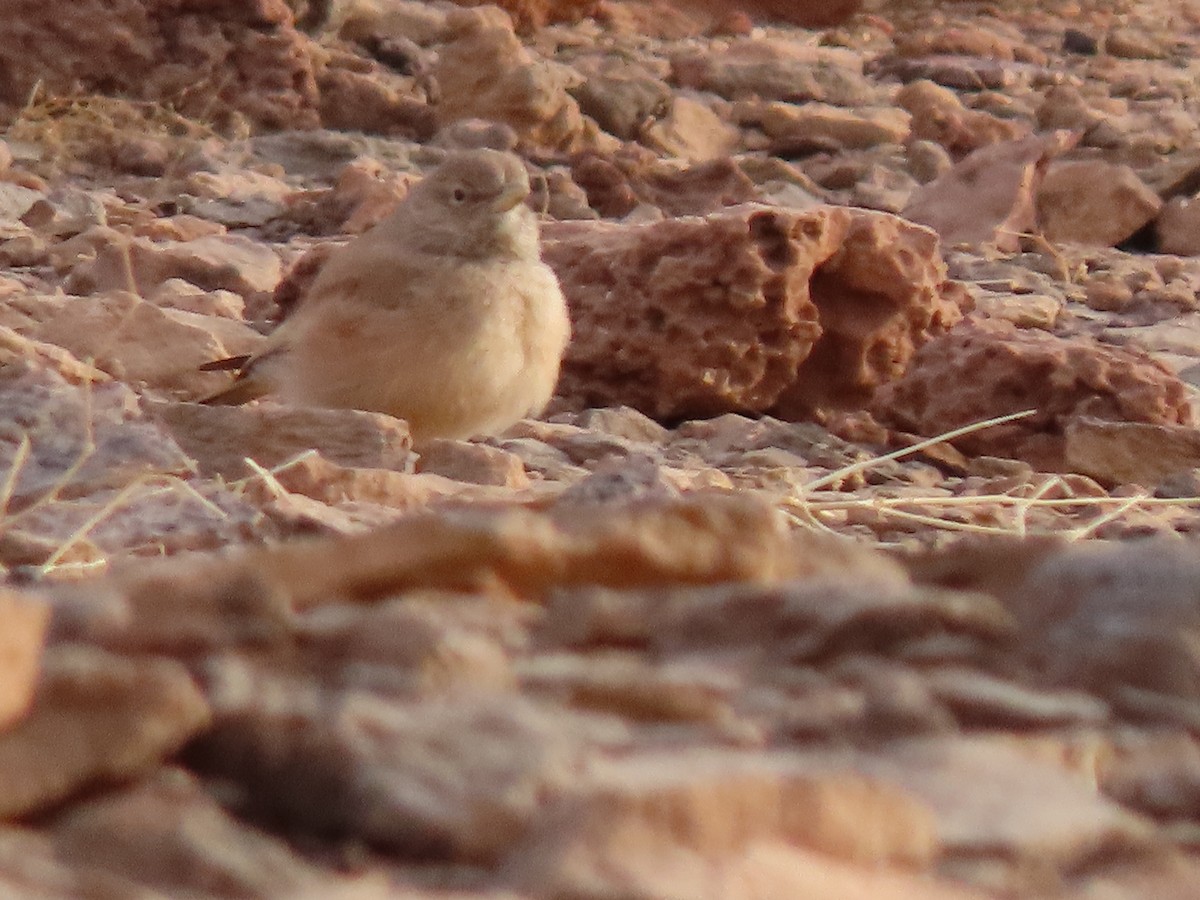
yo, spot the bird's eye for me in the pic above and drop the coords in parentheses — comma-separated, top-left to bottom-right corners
(451, 188, 467, 204)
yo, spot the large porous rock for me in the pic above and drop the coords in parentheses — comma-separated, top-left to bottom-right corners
(544, 205, 966, 421)
(432, 7, 593, 152)
(0, 0, 319, 130)
(873, 318, 1194, 470)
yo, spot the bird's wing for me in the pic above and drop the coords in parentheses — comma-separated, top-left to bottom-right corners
(199, 344, 287, 406)
(303, 243, 449, 314)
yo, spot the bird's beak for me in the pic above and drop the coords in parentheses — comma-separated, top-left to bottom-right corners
(493, 182, 530, 213)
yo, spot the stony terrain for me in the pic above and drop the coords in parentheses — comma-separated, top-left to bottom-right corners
(2, 0, 1200, 896)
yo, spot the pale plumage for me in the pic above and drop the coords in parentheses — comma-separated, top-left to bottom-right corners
(203, 149, 571, 444)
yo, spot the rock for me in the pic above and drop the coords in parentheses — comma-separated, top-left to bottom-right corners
(893, 24, 1047, 65)
(1064, 417, 1200, 486)
(189, 681, 590, 860)
(0, 363, 194, 508)
(572, 74, 672, 141)
(0, 0, 319, 130)
(708, 0, 862, 28)
(873, 318, 1193, 470)
(70, 493, 808, 618)
(0, 591, 48, 730)
(1037, 161, 1162, 247)
(336, 0, 452, 46)
(149, 280, 246, 320)
(0, 183, 44, 225)
(737, 101, 911, 150)
(1035, 84, 1105, 133)
(51, 769, 378, 898)
(851, 737, 1152, 880)
(1106, 26, 1170, 60)
(640, 96, 741, 162)
(570, 151, 761, 218)
(0, 646, 210, 819)
(903, 132, 1073, 252)
(544, 204, 965, 421)
(415, 440, 529, 487)
(0, 326, 108, 384)
(1155, 197, 1200, 256)
(896, 80, 1029, 155)
(971, 291, 1061, 329)
(504, 749, 939, 897)
(315, 53, 435, 138)
(30, 291, 265, 395)
(671, 40, 875, 107)
(261, 451, 511, 513)
(66, 232, 282, 302)
(444, 0, 601, 32)
(432, 7, 591, 152)
(1063, 28, 1100, 55)
(874, 54, 1020, 93)
(147, 400, 415, 480)
(0, 826, 152, 897)
(997, 540, 1200, 701)
(3, 481, 265, 572)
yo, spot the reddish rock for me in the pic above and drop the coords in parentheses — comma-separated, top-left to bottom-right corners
(1155, 197, 1200, 256)
(544, 204, 965, 421)
(0, 646, 210, 819)
(1037, 161, 1162, 248)
(1063, 417, 1200, 487)
(675, 0, 863, 30)
(50, 770, 369, 898)
(30, 291, 265, 396)
(893, 24, 1048, 65)
(671, 40, 873, 107)
(147, 399, 416, 480)
(570, 150, 760, 218)
(505, 749, 938, 896)
(873, 318, 1194, 470)
(432, 7, 594, 152)
(736, 100, 911, 150)
(0, 592, 48, 731)
(896, 80, 1031, 156)
(999, 539, 1200, 700)
(903, 132, 1073, 252)
(640, 96, 741, 162)
(0, 0, 319, 131)
(65, 231, 282, 302)
(314, 53, 435, 139)
(445, 0, 601, 31)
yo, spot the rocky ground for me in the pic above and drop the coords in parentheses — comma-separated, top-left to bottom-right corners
(1, 0, 1200, 896)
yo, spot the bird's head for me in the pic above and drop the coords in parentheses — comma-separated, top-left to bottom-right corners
(392, 149, 539, 260)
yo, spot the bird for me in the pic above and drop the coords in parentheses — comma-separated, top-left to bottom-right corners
(201, 149, 571, 444)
